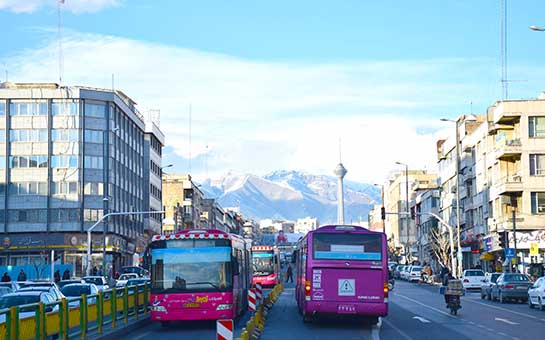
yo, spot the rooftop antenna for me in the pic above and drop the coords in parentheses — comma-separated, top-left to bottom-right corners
(338, 138, 342, 163)
(57, 0, 64, 86)
(189, 104, 192, 174)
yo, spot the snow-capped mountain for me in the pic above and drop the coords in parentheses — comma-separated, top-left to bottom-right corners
(198, 170, 380, 224)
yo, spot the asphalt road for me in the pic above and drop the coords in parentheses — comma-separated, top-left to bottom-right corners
(122, 280, 545, 339)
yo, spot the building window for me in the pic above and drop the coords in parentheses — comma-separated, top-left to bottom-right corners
(51, 181, 78, 195)
(84, 129, 103, 143)
(52, 100, 79, 116)
(0, 102, 5, 116)
(531, 192, 545, 214)
(9, 155, 48, 168)
(83, 209, 104, 222)
(9, 101, 47, 116)
(85, 103, 106, 118)
(51, 129, 78, 142)
(84, 182, 104, 195)
(9, 182, 47, 195)
(530, 154, 545, 176)
(0, 130, 5, 142)
(8, 209, 47, 223)
(529, 116, 545, 138)
(50, 209, 80, 222)
(0, 156, 5, 169)
(84, 156, 103, 169)
(10, 129, 48, 142)
(51, 155, 78, 168)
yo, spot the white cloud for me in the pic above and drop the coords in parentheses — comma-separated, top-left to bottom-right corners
(3, 31, 496, 182)
(0, 0, 120, 14)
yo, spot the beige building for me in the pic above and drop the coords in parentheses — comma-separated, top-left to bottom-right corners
(294, 217, 319, 233)
(162, 174, 204, 232)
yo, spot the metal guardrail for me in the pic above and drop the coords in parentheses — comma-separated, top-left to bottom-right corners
(0, 283, 150, 340)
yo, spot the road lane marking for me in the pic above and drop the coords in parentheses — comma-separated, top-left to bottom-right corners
(495, 318, 519, 325)
(395, 293, 457, 319)
(412, 316, 430, 323)
(382, 318, 413, 340)
(130, 331, 152, 340)
(464, 299, 545, 322)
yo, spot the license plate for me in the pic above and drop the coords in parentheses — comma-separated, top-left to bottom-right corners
(517, 286, 526, 290)
(337, 304, 356, 314)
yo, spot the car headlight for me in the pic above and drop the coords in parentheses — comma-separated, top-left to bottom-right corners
(151, 305, 167, 312)
(216, 304, 232, 311)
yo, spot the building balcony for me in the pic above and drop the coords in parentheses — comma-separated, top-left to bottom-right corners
(492, 175, 522, 196)
(495, 138, 522, 160)
(492, 104, 521, 125)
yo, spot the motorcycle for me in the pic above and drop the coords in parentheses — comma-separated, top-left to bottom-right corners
(388, 279, 395, 291)
(441, 278, 463, 315)
(445, 294, 461, 315)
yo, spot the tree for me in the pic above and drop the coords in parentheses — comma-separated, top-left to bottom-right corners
(429, 226, 451, 269)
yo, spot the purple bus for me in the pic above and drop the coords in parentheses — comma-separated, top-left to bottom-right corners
(294, 225, 388, 323)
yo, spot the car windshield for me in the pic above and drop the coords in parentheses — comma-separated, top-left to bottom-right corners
(411, 266, 423, 272)
(503, 274, 529, 282)
(61, 285, 91, 296)
(491, 274, 501, 283)
(84, 278, 104, 285)
(19, 282, 52, 288)
(465, 270, 484, 276)
(58, 280, 81, 289)
(0, 295, 40, 309)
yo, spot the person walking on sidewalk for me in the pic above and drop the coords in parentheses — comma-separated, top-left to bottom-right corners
(286, 264, 293, 283)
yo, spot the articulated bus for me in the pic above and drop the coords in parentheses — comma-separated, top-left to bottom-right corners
(251, 246, 281, 287)
(294, 225, 388, 323)
(148, 229, 252, 326)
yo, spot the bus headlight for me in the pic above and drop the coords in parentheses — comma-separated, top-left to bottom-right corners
(151, 305, 167, 312)
(216, 304, 232, 311)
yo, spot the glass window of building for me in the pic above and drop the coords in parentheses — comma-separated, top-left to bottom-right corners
(0, 130, 5, 142)
(9, 101, 47, 116)
(0, 101, 5, 115)
(531, 192, 545, 214)
(84, 156, 103, 169)
(52, 129, 78, 142)
(84, 129, 103, 143)
(84, 182, 104, 195)
(529, 116, 545, 138)
(85, 103, 106, 118)
(530, 154, 545, 176)
(52, 181, 78, 195)
(0, 156, 5, 169)
(52, 100, 79, 116)
(51, 155, 78, 168)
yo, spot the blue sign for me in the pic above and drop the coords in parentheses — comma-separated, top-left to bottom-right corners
(505, 248, 515, 258)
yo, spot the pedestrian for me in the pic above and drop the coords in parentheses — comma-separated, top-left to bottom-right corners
(54, 269, 61, 283)
(285, 264, 293, 283)
(1, 272, 11, 282)
(62, 269, 70, 280)
(17, 269, 27, 281)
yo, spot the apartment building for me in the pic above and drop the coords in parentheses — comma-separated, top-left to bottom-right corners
(0, 82, 163, 275)
(294, 217, 319, 233)
(413, 188, 440, 269)
(162, 173, 204, 232)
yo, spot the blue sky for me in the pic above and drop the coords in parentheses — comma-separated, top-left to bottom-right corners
(2, 0, 545, 182)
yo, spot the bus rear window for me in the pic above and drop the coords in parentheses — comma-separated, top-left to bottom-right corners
(313, 233, 382, 261)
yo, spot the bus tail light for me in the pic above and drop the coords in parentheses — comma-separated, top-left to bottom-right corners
(383, 282, 389, 297)
(305, 280, 311, 301)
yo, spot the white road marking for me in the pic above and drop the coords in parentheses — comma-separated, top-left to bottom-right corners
(412, 316, 431, 323)
(395, 293, 457, 319)
(371, 318, 381, 340)
(464, 298, 545, 322)
(382, 318, 413, 340)
(495, 318, 519, 325)
(130, 331, 152, 340)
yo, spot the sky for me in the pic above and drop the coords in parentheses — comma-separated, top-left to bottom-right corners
(2, 0, 545, 183)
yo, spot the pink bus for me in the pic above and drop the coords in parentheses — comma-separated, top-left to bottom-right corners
(148, 229, 252, 326)
(251, 246, 281, 287)
(294, 225, 388, 324)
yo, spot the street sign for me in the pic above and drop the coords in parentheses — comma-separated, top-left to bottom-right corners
(338, 279, 355, 296)
(530, 242, 539, 256)
(504, 248, 515, 258)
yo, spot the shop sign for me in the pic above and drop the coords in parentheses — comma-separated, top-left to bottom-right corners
(509, 230, 545, 249)
(530, 242, 539, 256)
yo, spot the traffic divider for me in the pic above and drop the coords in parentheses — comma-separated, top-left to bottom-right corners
(236, 283, 284, 340)
(248, 288, 257, 312)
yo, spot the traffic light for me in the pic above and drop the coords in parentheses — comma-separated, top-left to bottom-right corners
(381, 207, 386, 220)
(499, 231, 508, 249)
(410, 208, 416, 220)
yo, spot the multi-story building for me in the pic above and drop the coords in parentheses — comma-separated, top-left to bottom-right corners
(162, 174, 204, 232)
(384, 169, 437, 261)
(0, 82, 162, 276)
(367, 205, 384, 233)
(142, 112, 164, 246)
(413, 188, 440, 270)
(294, 217, 319, 233)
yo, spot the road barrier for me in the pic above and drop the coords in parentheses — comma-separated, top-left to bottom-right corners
(248, 288, 257, 312)
(255, 284, 262, 302)
(0, 283, 150, 340)
(236, 283, 283, 340)
(217, 319, 234, 340)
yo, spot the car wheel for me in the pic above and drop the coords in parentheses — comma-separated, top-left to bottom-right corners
(487, 293, 491, 300)
(540, 298, 545, 311)
(529, 298, 534, 308)
(480, 292, 485, 299)
(499, 292, 505, 304)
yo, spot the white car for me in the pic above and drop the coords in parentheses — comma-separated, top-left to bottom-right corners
(61, 283, 99, 307)
(408, 266, 423, 282)
(0, 291, 58, 323)
(83, 276, 110, 291)
(461, 269, 485, 289)
(116, 273, 139, 287)
(528, 276, 545, 310)
(401, 266, 412, 280)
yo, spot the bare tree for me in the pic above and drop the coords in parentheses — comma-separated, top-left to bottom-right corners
(429, 227, 451, 269)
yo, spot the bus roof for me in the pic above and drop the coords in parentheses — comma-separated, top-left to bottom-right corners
(313, 224, 383, 235)
(151, 229, 243, 242)
(252, 246, 275, 251)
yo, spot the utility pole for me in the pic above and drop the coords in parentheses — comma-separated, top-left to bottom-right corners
(455, 119, 462, 278)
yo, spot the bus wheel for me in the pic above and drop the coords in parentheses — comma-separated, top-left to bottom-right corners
(161, 321, 170, 328)
(303, 312, 313, 323)
(368, 317, 379, 325)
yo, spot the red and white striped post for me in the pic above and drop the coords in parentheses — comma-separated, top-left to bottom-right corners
(217, 319, 233, 340)
(248, 288, 257, 311)
(255, 283, 263, 302)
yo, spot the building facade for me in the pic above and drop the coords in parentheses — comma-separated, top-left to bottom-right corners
(162, 173, 204, 232)
(294, 217, 319, 233)
(0, 82, 162, 276)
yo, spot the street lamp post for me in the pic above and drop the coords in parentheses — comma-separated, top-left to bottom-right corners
(440, 118, 462, 278)
(86, 210, 164, 276)
(395, 162, 410, 263)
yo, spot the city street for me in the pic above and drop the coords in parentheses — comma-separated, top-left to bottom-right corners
(124, 280, 545, 340)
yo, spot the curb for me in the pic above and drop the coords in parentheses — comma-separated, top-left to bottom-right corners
(89, 317, 150, 340)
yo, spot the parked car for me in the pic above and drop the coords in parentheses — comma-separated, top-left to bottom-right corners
(528, 276, 545, 310)
(0, 287, 13, 297)
(480, 272, 501, 300)
(408, 266, 423, 283)
(17, 281, 64, 301)
(17, 286, 65, 301)
(0, 291, 57, 323)
(491, 273, 531, 303)
(83, 276, 110, 291)
(0, 282, 21, 291)
(121, 266, 149, 278)
(401, 266, 412, 280)
(393, 265, 404, 279)
(461, 269, 485, 289)
(116, 273, 139, 287)
(57, 279, 86, 289)
(126, 278, 151, 294)
(61, 283, 99, 307)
